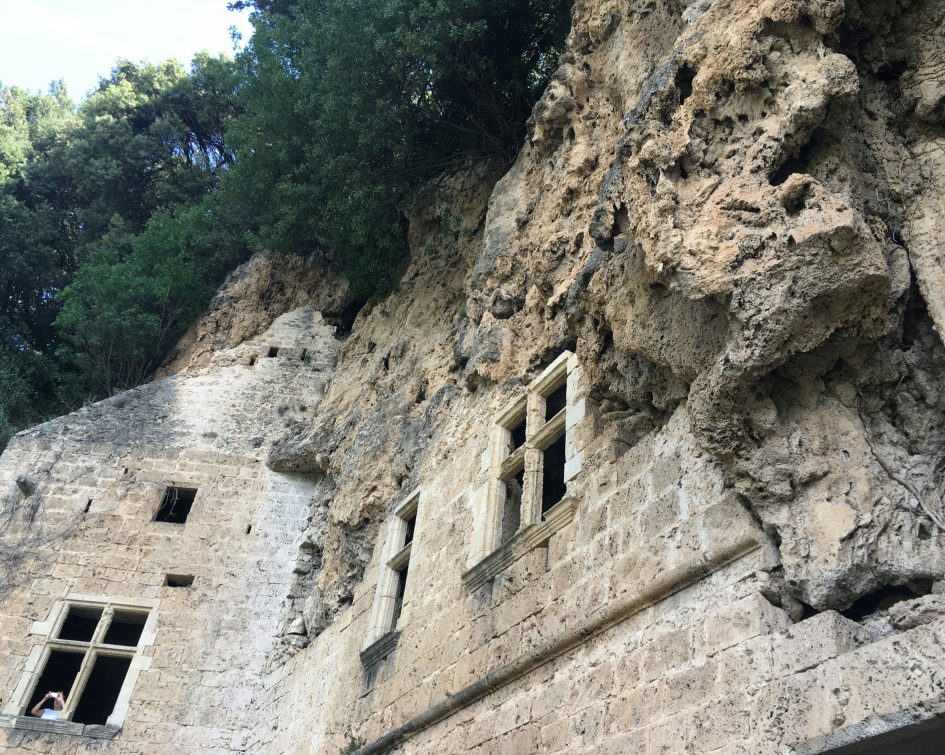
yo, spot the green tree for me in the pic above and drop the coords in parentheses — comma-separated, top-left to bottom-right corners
(226, 0, 570, 296)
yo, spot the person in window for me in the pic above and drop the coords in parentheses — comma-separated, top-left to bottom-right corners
(31, 690, 65, 719)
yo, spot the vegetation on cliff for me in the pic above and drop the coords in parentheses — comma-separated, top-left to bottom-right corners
(0, 0, 570, 446)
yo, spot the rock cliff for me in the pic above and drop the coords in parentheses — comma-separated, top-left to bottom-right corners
(177, 0, 945, 640)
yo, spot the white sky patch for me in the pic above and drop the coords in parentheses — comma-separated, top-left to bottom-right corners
(0, 0, 253, 101)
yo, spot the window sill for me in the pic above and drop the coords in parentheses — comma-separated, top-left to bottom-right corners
(462, 496, 576, 592)
(0, 714, 119, 739)
(359, 630, 400, 669)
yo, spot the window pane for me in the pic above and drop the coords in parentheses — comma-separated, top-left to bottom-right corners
(25, 649, 83, 716)
(103, 610, 147, 646)
(391, 564, 409, 629)
(56, 605, 103, 642)
(402, 513, 416, 546)
(541, 434, 567, 514)
(501, 468, 525, 542)
(71, 655, 132, 726)
(544, 383, 567, 421)
(509, 416, 526, 452)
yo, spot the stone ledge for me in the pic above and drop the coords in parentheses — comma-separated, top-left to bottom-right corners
(462, 496, 577, 592)
(360, 630, 401, 669)
(0, 714, 119, 739)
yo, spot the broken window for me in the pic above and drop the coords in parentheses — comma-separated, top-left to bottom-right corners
(19, 600, 153, 727)
(154, 486, 197, 524)
(363, 489, 421, 656)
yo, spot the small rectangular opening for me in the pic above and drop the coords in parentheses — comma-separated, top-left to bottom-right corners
(267, 346, 280, 358)
(84, 499, 93, 514)
(541, 433, 567, 514)
(71, 655, 132, 726)
(56, 605, 103, 642)
(509, 416, 526, 453)
(248, 355, 257, 367)
(501, 467, 525, 542)
(155, 486, 197, 524)
(402, 512, 416, 546)
(300, 348, 310, 362)
(103, 610, 147, 646)
(25, 649, 83, 716)
(391, 564, 409, 629)
(165, 574, 195, 588)
(544, 382, 567, 422)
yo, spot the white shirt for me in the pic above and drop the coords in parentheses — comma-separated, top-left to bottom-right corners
(40, 709, 61, 720)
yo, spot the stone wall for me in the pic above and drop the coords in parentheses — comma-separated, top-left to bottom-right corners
(2, 0, 945, 752)
(0, 308, 340, 753)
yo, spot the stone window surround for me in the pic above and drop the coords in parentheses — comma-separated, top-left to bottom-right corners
(1, 593, 158, 737)
(464, 351, 582, 589)
(361, 488, 421, 666)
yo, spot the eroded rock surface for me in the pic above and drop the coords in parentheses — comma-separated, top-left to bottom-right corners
(245, 0, 945, 639)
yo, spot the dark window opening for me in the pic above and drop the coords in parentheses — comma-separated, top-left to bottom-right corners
(155, 487, 197, 524)
(84, 499, 93, 514)
(248, 355, 257, 367)
(71, 655, 132, 726)
(509, 416, 526, 452)
(541, 434, 567, 514)
(501, 468, 525, 542)
(57, 606, 103, 642)
(391, 565, 409, 628)
(103, 611, 146, 646)
(544, 383, 567, 421)
(26, 650, 83, 716)
(402, 512, 417, 546)
(267, 346, 280, 358)
(165, 574, 195, 588)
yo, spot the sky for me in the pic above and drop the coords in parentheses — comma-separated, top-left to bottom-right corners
(0, 0, 254, 101)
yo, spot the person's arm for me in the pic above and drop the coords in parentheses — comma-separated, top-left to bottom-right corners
(30, 692, 52, 717)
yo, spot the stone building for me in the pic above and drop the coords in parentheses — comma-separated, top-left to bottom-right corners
(2, 0, 945, 753)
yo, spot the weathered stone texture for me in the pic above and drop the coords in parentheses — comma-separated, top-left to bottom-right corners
(3, 0, 945, 752)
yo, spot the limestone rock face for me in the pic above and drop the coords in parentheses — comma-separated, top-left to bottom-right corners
(3, 1, 945, 753)
(159, 252, 352, 377)
(263, 0, 945, 630)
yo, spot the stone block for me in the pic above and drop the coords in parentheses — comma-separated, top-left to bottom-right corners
(696, 593, 791, 659)
(771, 610, 868, 678)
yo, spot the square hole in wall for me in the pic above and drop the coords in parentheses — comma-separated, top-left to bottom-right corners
(165, 574, 195, 588)
(155, 487, 197, 524)
(267, 346, 280, 358)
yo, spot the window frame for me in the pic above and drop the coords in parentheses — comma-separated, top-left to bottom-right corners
(361, 488, 421, 666)
(3, 595, 157, 732)
(464, 352, 581, 589)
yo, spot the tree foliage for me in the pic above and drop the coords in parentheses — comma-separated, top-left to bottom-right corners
(0, 56, 245, 436)
(225, 0, 570, 295)
(0, 0, 570, 446)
